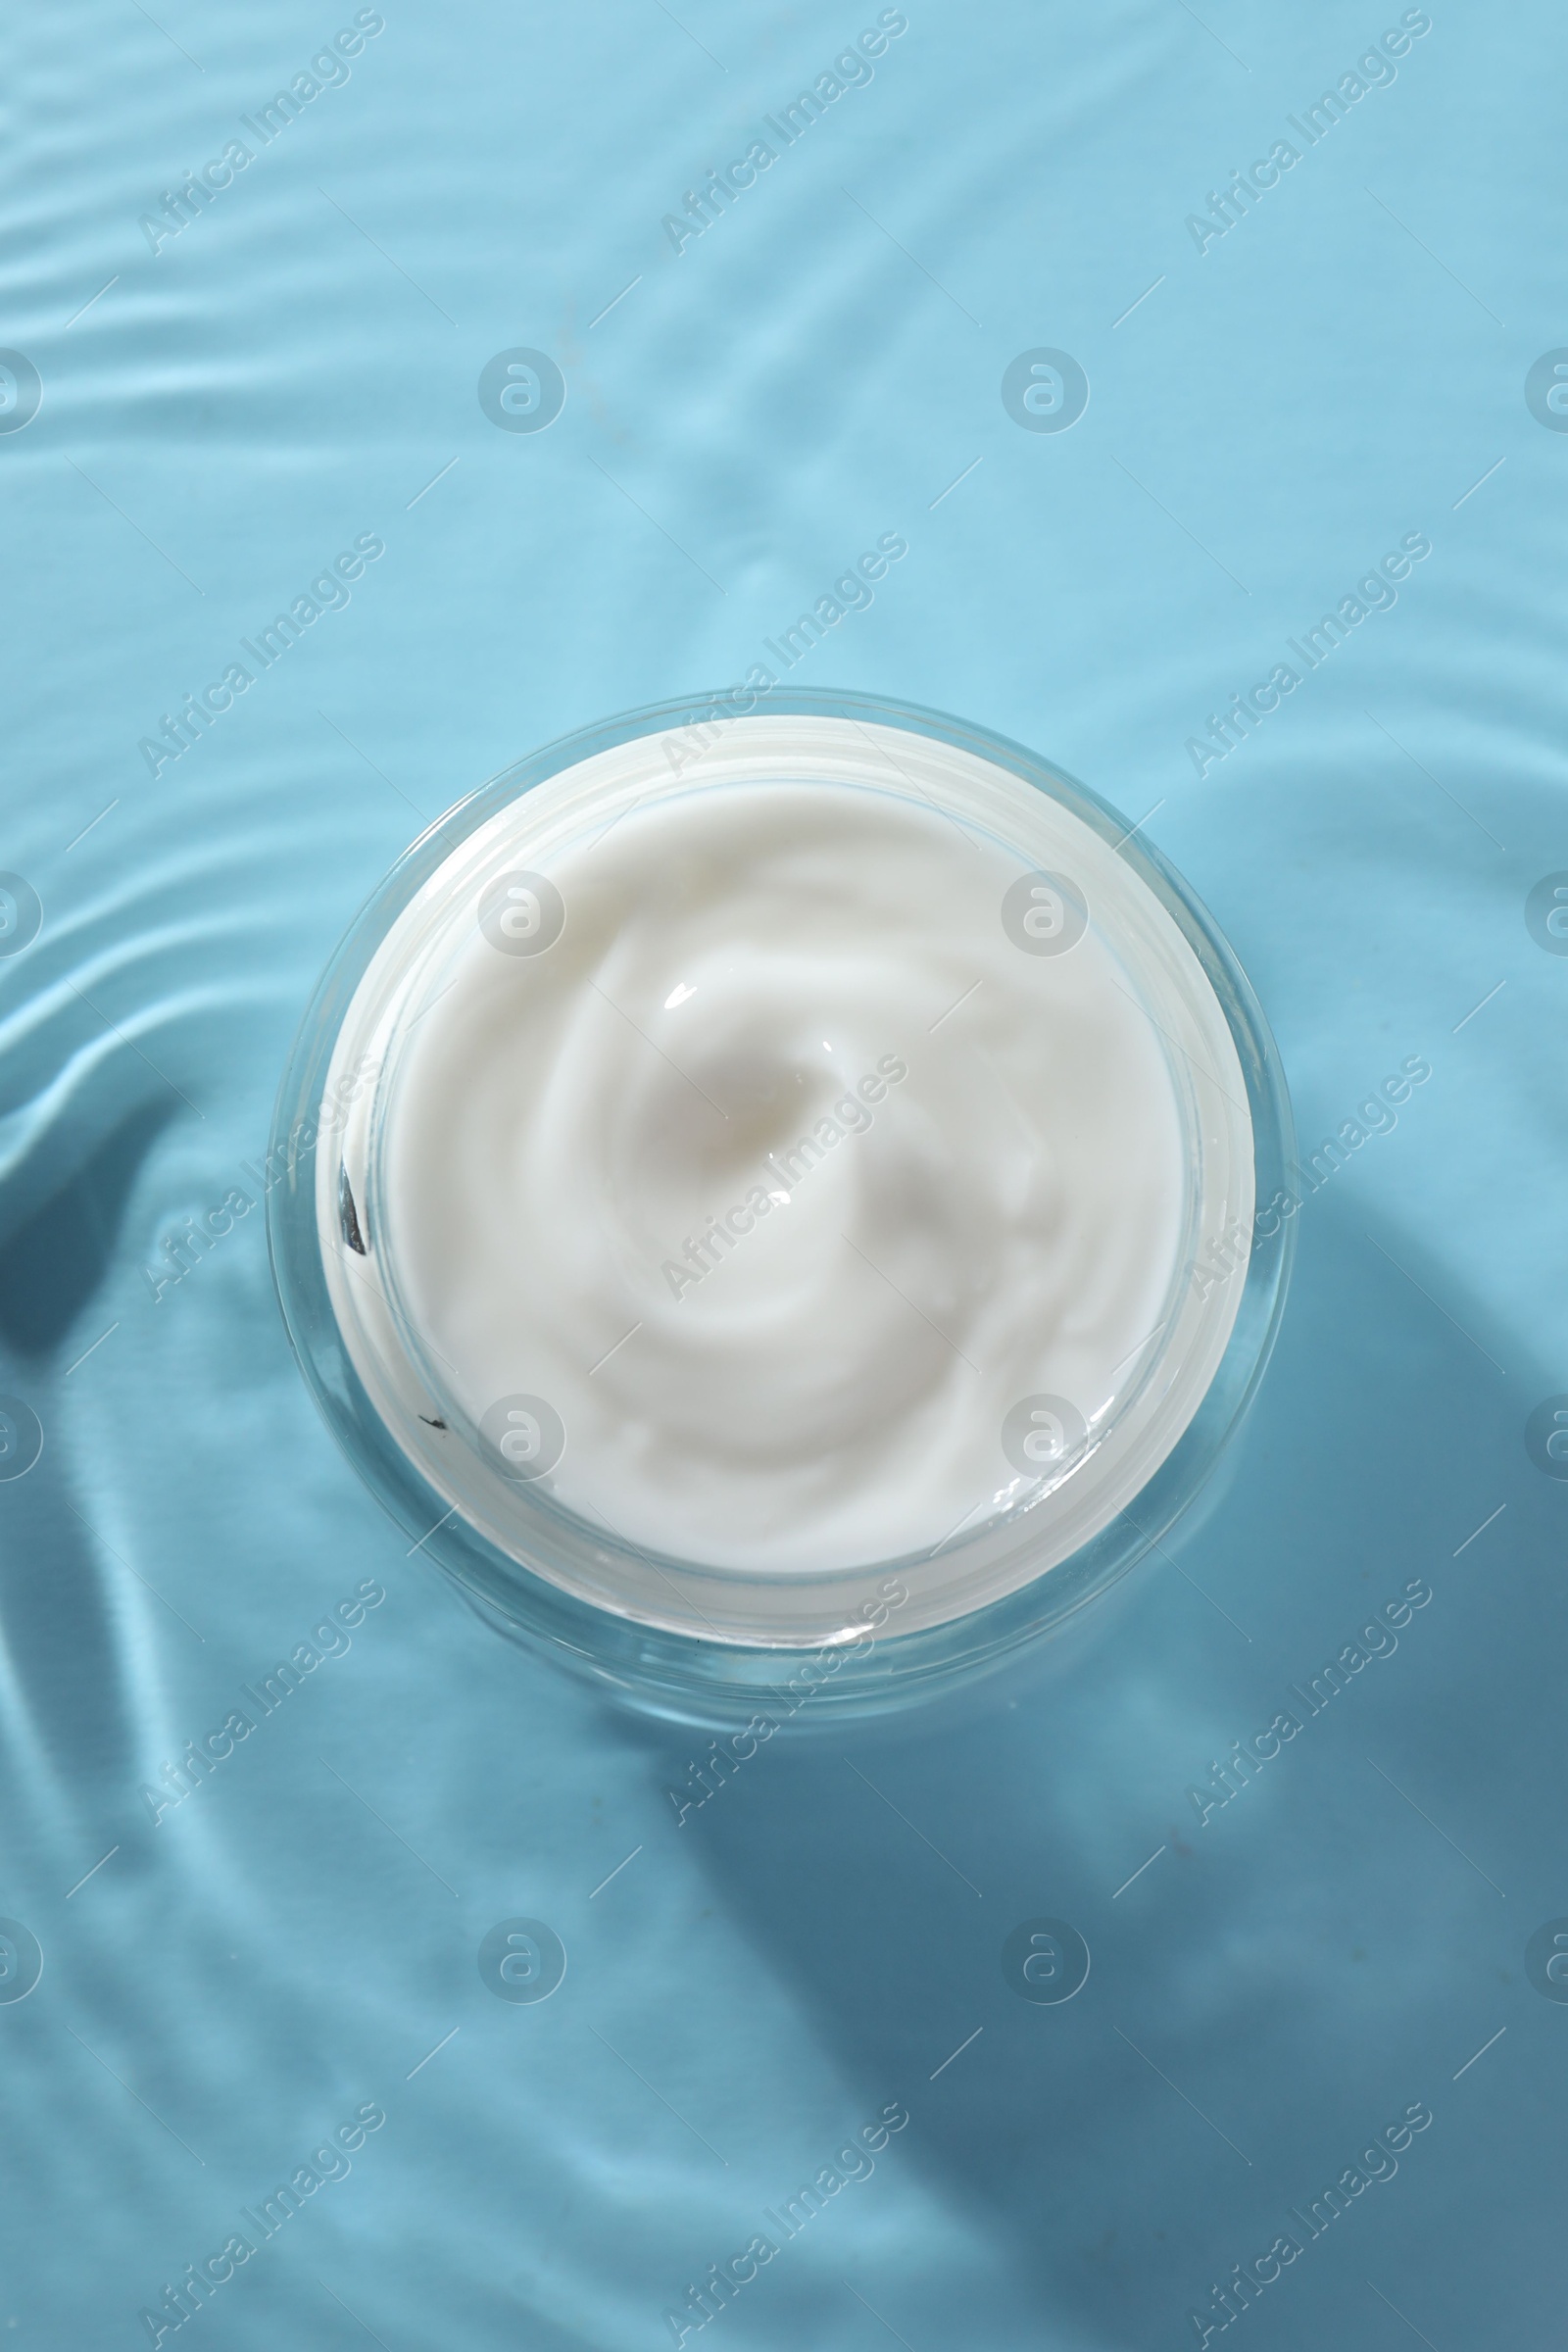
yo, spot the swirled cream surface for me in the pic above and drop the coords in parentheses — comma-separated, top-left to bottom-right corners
(368, 775, 1199, 1572)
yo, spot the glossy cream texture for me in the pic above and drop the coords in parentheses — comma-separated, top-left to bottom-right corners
(376, 780, 1190, 1571)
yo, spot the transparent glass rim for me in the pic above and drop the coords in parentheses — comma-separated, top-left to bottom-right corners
(268, 687, 1296, 1726)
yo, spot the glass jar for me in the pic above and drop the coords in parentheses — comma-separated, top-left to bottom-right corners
(268, 689, 1294, 1725)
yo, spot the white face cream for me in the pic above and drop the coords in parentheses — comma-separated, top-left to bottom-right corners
(313, 712, 1257, 1643)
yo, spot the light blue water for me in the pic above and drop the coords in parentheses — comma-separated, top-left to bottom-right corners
(3, 3, 1565, 2344)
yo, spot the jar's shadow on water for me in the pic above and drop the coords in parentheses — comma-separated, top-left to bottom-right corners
(6, 1102, 1555, 2344)
(629, 1193, 1562, 2344)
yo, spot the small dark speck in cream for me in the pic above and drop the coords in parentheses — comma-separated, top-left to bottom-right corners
(338, 1162, 368, 1255)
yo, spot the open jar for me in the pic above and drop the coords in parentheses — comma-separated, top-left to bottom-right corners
(269, 690, 1293, 1724)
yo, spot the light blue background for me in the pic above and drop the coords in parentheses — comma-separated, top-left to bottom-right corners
(3, 2, 1564, 2344)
